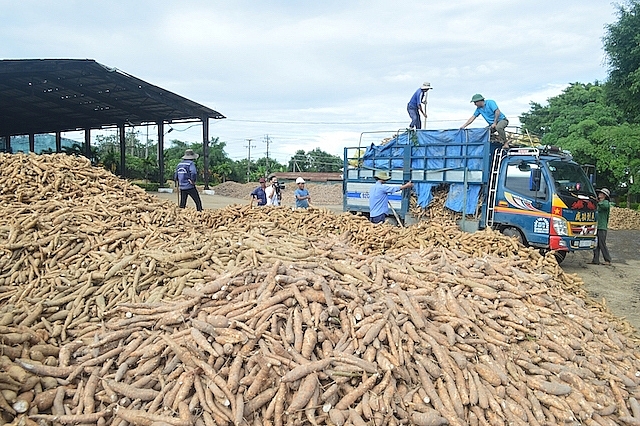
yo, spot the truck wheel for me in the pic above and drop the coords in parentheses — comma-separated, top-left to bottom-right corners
(502, 227, 524, 244)
(553, 251, 567, 264)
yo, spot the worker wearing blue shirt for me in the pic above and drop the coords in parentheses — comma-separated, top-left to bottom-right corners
(294, 177, 311, 209)
(174, 149, 203, 211)
(460, 94, 509, 144)
(369, 171, 413, 224)
(250, 177, 267, 206)
(407, 82, 432, 129)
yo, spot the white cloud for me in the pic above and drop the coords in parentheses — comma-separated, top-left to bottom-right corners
(1, 0, 616, 164)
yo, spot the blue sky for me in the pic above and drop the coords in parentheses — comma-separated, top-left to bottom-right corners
(1, 0, 617, 164)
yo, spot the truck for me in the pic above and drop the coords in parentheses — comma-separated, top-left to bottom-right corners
(343, 128, 598, 262)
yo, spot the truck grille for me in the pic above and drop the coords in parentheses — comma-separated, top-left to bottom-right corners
(570, 223, 596, 236)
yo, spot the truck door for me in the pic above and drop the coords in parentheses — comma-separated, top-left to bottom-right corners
(494, 160, 551, 248)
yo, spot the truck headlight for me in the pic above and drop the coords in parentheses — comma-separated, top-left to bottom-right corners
(552, 217, 569, 236)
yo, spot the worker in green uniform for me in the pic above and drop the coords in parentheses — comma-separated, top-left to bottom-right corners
(589, 188, 612, 265)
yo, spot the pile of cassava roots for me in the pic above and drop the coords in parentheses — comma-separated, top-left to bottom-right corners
(1, 152, 640, 426)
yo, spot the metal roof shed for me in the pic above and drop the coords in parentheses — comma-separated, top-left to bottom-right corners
(0, 59, 225, 188)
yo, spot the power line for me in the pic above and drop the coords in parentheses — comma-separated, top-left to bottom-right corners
(224, 118, 465, 125)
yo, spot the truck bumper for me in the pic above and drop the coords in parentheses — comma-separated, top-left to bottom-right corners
(550, 236, 597, 251)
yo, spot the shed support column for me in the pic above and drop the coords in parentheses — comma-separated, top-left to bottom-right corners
(3, 136, 10, 153)
(55, 132, 62, 153)
(119, 124, 126, 178)
(84, 128, 91, 159)
(157, 122, 165, 187)
(203, 117, 210, 189)
(29, 134, 35, 153)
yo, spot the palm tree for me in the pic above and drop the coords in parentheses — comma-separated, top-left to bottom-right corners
(214, 163, 233, 183)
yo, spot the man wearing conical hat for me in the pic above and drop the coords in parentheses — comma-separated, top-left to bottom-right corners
(174, 149, 203, 211)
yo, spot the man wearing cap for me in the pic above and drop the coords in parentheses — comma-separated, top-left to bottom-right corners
(460, 94, 509, 144)
(250, 177, 267, 206)
(369, 171, 413, 224)
(589, 188, 612, 265)
(294, 177, 311, 209)
(407, 82, 432, 130)
(174, 149, 203, 211)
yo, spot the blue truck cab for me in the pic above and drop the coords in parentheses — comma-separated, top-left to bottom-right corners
(343, 128, 598, 262)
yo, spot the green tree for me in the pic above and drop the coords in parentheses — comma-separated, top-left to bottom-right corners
(212, 163, 233, 183)
(255, 157, 285, 176)
(288, 150, 308, 172)
(61, 143, 100, 165)
(520, 82, 620, 142)
(287, 148, 342, 172)
(520, 82, 640, 203)
(307, 148, 342, 172)
(586, 124, 640, 201)
(603, 0, 640, 123)
(94, 131, 155, 177)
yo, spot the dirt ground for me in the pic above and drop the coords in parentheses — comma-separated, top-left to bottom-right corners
(153, 191, 640, 332)
(561, 230, 640, 331)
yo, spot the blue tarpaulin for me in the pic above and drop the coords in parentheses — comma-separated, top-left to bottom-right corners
(361, 128, 490, 213)
(362, 128, 489, 171)
(445, 184, 482, 214)
(414, 182, 435, 208)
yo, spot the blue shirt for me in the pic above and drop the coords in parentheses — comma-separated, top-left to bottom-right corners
(250, 185, 267, 206)
(369, 181, 402, 217)
(294, 188, 310, 208)
(174, 160, 197, 190)
(473, 99, 506, 124)
(408, 88, 425, 108)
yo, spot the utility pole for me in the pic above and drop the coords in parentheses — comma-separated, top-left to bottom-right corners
(263, 135, 271, 175)
(245, 139, 255, 183)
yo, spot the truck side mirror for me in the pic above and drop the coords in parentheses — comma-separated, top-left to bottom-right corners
(529, 168, 541, 191)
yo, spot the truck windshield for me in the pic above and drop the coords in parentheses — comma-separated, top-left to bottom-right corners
(547, 160, 595, 197)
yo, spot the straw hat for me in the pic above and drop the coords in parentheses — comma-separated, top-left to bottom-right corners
(374, 171, 391, 181)
(182, 149, 199, 160)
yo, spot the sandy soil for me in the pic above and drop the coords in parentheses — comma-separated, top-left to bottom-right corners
(560, 230, 640, 331)
(152, 191, 640, 332)
(152, 191, 344, 213)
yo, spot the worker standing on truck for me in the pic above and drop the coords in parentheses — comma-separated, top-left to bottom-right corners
(460, 94, 509, 145)
(407, 82, 432, 129)
(369, 171, 413, 224)
(589, 188, 612, 265)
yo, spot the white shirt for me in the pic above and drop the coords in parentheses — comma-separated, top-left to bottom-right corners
(265, 184, 280, 206)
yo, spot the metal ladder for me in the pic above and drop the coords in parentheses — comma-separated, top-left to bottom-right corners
(486, 148, 505, 227)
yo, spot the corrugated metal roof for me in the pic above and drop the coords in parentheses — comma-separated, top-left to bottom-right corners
(0, 59, 225, 137)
